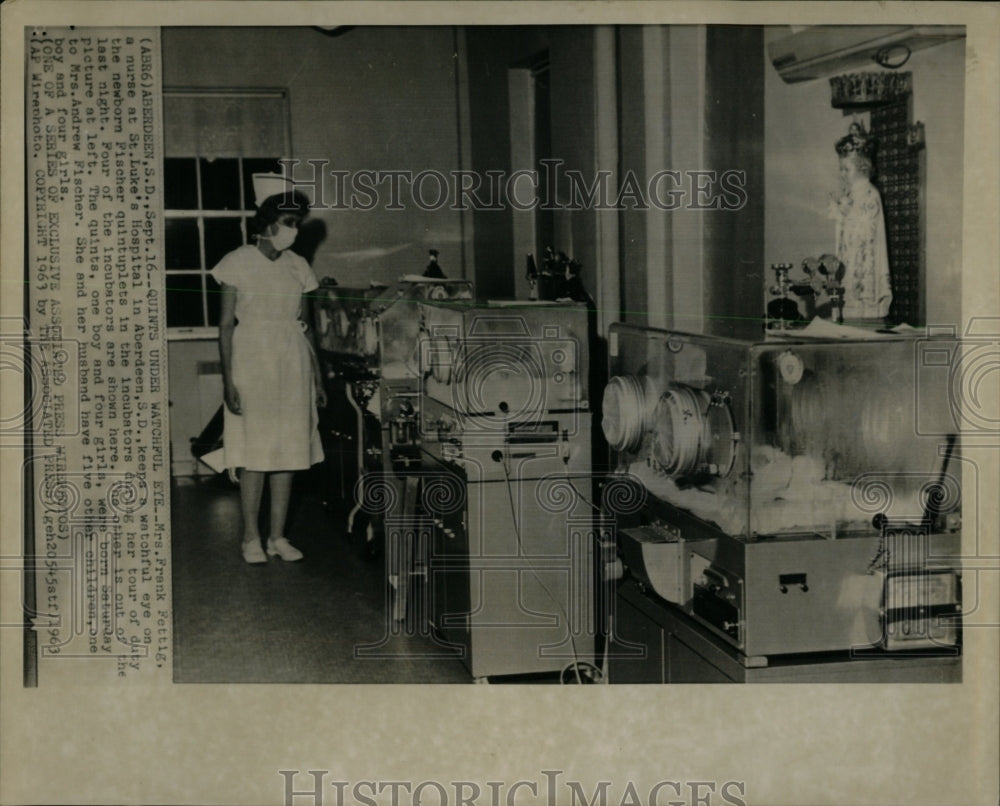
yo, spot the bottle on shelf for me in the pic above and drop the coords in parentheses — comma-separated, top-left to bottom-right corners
(526, 253, 538, 300)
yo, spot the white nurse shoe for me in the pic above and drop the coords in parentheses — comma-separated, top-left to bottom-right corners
(266, 536, 304, 562)
(242, 539, 268, 565)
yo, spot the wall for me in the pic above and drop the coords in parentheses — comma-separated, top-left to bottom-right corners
(704, 26, 766, 340)
(463, 26, 583, 301)
(162, 26, 465, 288)
(763, 30, 966, 327)
(547, 27, 600, 309)
(911, 37, 966, 327)
(161, 26, 465, 474)
(464, 27, 542, 299)
(614, 26, 765, 339)
(616, 27, 649, 328)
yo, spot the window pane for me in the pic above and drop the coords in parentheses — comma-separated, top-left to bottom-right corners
(164, 157, 198, 209)
(165, 218, 201, 270)
(204, 217, 245, 269)
(165, 272, 206, 328)
(242, 158, 284, 209)
(200, 158, 241, 210)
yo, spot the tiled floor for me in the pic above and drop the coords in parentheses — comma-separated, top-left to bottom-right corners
(170, 473, 471, 683)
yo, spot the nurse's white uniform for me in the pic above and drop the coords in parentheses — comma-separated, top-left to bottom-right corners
(211, 245, 325, 472)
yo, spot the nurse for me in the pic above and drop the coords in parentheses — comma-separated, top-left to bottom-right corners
(212, 173, 327, 564)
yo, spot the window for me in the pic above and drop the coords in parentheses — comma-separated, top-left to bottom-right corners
(162, 89, 290, 337)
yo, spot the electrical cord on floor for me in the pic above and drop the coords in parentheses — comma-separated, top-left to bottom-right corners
(499, 456, 598, 684)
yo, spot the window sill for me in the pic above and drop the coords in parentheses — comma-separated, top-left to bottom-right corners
(167, 327, 219, 342)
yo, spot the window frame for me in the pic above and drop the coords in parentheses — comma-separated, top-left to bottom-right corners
(162, 87, 292, 340)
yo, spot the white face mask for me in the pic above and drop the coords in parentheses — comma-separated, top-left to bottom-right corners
(266, 224, 297, 251)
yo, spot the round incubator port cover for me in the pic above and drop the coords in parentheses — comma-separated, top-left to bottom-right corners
(601, 375, 647, 453)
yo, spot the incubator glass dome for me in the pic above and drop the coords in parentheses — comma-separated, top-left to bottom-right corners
(603, 324, 962, 540)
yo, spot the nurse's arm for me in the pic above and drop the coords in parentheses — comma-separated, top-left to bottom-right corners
(301, 291, 327, 408)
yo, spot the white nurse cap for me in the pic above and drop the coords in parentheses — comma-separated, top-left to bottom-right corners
(252, 173, 311, 207)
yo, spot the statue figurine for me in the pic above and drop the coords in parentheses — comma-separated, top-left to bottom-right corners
(828, 122, 893, 321)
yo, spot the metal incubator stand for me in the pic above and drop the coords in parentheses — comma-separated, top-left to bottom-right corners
(415, 299, 599, 682)
(311, 276, 474, 624)
(601, 323, 962, 683)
